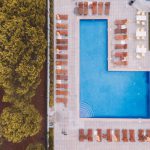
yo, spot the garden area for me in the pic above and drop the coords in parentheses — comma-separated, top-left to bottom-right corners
(0, 0, 47, 149)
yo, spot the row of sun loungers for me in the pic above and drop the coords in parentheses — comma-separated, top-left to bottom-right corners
(135, 10, 147, 59)
(79, 129, 150, 142)
(55, 14, 69, 107)
(112, 19, 128, 66)
(76, 1, 110, 16)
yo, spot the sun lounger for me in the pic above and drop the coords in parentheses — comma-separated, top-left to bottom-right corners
(88, 129, 93, 142)
(56, 61, 68, 65)
(56, 98, 68, 106)
(114, 28, 127, 34)
(78, 2, 84, 15)
(79, 129, 85, 142)
(56, 14, 68, 20)
(56, 30, 68, 36)
(107, 129, 112, 142)
(114, 61, 128, 66)
(56, 45, 68, 50)
(122, 129, 128, 142)
(98, 2, 103, 15)
(56, 69, 68, 75)
(114, 52, 128, 59)
(56, 75, 68, 81)
(115, 35, 128, 40)
(138, 129, 146, 142)
(84, 2, 88, 15)
(56, 39, 68, 44)
(129, 130, 135, 142)
(92, 2, 97, 15)
(115, 19, 128, 25)
(56, 83, 68, 89)
(114, 129, 120, 142)
(56, 90, 68, 96)
(56, 23, 68, 29)
(115, 44, 127, 49)
(104, 2, 110, 15)
(146, 130, 150, 142)
(96, 129, 102, 142)
(56, 54, 68, 60)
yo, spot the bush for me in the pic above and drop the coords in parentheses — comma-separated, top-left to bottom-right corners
(0, 104, 42, 143)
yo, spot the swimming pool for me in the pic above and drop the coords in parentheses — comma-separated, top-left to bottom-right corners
(80, 19, 150, 118)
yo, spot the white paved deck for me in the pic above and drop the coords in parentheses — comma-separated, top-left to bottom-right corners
(54, 0, 150, 150)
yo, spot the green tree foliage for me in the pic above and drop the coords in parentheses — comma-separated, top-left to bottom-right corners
(1, 0, 46, 28)
(26, 143, 45, 150)
(0, 1, 46, 103)
(0, 104, 42, 143)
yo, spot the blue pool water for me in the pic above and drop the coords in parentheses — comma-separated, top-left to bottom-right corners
(80, 19, 150, 118)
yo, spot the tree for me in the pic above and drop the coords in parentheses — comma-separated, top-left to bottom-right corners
(0, 17, 46, 103)
(1, 0, 46, 28)
(26, 143, 45, 150)
(0, 104, 42, 143)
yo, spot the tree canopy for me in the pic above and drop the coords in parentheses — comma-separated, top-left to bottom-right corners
(0, 104, 42, 143)
(0, 0, 46, 103)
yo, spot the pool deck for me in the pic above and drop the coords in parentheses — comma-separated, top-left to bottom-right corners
(54, 0, 150, 150)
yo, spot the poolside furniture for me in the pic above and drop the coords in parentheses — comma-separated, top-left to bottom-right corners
(117, 24, 127, 29)
(136, 45, 146, 57)
(115, 35, 128, 40)
(56, 39, 68, 44)
(91, 1, 97, 15)
(114, 129, 120, 142)
(78, 2, 84, 15)
(122, 129, 128, 142)
(115, 19, 128, 25)
(146, 130, 150, 142)
(79, 129, 85, 142)
(56, 30, 68, 36)
(56, 61, 68, 65)
(136, 15, 146, 21)
(56, 90, 68, 96)
(56, 69, 68, 75)
(115, 44, 127, 49)
(129, 130, 135, 142)
(114, 52, 128, 59)
(104, 2, 110, 15)
(56, 23, 68, 29)
(120, 40, 126, 45)
(114, 28, 127, 34)
(138, 129, 146, 142)
(56, 54, 68, 59)
(56, 14, 68, 20)
(96, 129, 102, 142)
(84, 2, 88, 15)
(56, 75, 68, 81)
(136, 28, 146, 40)
(56, 83, 68, 89)
(107, 129, 112, 142)
(88, 129, 93, 141)
(98, 2, 103, 15)
(56, 45, 68, 50)
(56, 98, 68, 107)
